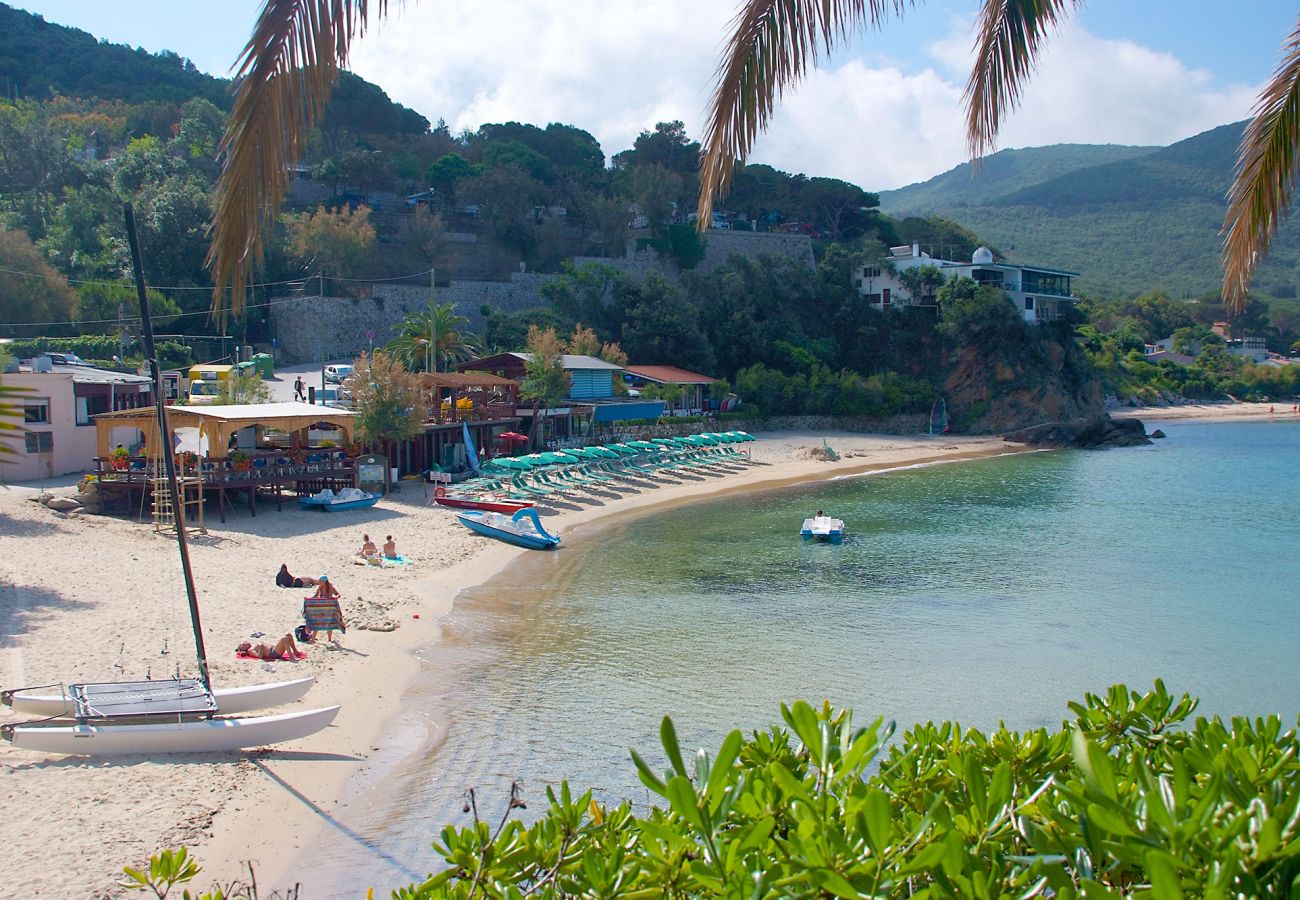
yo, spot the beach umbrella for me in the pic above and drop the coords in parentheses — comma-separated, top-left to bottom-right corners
(543, 452, 580, 465)
(587, 446, 621, 459)
(650, 438, 677, 446)
(606, 443, 640, 455)
(564, 447, 598, 459)
(490, 457, 534, 470)
(732, 431, 755, 442)
(628, 440, 659, 451)
(693, 433, 720, 445)
(496, 431, 529, 443)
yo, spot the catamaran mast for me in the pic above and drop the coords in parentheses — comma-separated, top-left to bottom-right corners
(123, 204, 212, 692)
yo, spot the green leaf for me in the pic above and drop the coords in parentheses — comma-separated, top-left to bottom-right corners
(706, 729, 743, 800)
(814, 868, 861, 899)
(864, 788, 892, 857)
(661, 716, 689, 779)
(1072, 730, 1117, 800)
(1145, 849, 1183, 900)
(666, 775, 708, 835)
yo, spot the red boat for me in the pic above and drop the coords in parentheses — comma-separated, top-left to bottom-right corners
(432, 486, 534, 515)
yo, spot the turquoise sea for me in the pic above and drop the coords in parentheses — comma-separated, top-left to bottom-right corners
(313, 420, 1300, 894)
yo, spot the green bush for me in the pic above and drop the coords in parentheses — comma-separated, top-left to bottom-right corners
(141, 682, 1300, 898)
(6, 336, 193, 371)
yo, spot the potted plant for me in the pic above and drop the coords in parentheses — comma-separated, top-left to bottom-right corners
(110, 445, 130, 472)
(230, 450, 252, 472)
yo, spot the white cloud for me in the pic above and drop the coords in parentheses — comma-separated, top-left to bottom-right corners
(349, 4, 1259, 192)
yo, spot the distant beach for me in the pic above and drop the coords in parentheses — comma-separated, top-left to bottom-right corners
(0, 408, 1282, 896)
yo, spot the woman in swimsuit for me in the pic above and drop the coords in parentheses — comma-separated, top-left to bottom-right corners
(236, 633, 302, 660)
(382, 535, 398, 559)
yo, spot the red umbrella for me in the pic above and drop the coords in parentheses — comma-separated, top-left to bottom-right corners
(497, 431, 528, 443)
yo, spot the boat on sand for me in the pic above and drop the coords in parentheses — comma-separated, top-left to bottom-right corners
(431, 485, 534, 515)
(1, 209, 338, 756)
(298, 486, 380, 511)
(457, 507, 560, 550)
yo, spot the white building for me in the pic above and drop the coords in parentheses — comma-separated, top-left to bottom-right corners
(857, 243, 1077, 323)
(1, 360, 154, 483)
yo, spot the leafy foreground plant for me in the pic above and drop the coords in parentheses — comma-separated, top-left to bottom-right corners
(135, 682, 1300, 898)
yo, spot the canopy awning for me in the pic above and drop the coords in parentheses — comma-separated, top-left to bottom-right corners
(94, 401, 358, 459)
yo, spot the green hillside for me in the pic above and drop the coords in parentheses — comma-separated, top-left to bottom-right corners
(879, 143, 1158, 212)
(878, 122, 1300, 302)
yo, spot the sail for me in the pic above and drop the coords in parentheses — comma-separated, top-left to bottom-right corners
(462, 422, 480, 474)
(929, 398, 949, 435)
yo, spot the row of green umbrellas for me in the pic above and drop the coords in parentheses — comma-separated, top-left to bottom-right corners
(484, 432, 754, 471)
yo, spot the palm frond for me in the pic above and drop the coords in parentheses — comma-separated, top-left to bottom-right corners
(207, 0, 385, 323)
(1222, 16, 1300, 316)
(697, 0, 907, 228)
(964, 0, 1080, 161)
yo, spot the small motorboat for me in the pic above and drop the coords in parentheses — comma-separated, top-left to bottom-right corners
(298, 487, 380, 512)
(432, 485, 534, 515)
(457, 507, 560, 550)
(800, 514, 845, 544)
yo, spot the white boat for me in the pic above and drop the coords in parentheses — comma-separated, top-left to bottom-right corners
(3, 676, 317, 718)
(1, 219, 338, 757)
(800, 515, 846, 544)
(2, 705, 340, 756)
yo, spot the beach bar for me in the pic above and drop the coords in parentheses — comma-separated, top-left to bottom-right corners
(91, 402, 360, 521)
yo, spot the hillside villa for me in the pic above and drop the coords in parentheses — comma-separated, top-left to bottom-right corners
(858, 243, 1077, 323)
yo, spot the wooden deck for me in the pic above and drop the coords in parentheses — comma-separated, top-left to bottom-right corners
(94, 452, 357, 523)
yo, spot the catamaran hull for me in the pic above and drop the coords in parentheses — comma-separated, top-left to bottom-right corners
(4, 705, 340, 756)
(4, 677, 317, 718)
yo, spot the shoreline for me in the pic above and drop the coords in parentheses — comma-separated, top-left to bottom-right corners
(201, 432, 1026, 894)
(0, 408, 1288, 896)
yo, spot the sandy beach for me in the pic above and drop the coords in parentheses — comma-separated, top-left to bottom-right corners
(0, 411, 1275, 896)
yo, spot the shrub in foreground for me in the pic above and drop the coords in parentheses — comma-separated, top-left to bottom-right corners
(130, 682, 1300, 898)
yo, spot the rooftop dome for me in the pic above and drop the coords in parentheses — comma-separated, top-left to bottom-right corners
(972, 246, 994, 264)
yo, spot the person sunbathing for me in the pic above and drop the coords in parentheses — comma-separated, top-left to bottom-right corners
(236, 634, 302, 661)
(276, 564, 320, 589)
(382, 535, 398, 559)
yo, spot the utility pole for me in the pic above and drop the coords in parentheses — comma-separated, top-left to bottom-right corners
(428, 266, 437, 374)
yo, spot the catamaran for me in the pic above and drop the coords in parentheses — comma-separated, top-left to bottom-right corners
(0, 205, 339, 756)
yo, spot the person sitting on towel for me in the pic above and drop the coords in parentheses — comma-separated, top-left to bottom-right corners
(382, 535, 398, 559)
(359, 534, 378, 559)
(237, 633, 302, 661)
(276, 564, 321, 589)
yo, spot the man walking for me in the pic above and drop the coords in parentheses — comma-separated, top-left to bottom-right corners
(293, 376, 306, 402)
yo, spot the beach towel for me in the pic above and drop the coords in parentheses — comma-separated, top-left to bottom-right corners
(236, 650, 307, 661)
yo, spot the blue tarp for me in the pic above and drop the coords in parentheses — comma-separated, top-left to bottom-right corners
(591, 400, 665, 422)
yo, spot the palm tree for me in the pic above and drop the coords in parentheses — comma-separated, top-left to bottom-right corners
(208, 2, 1298, 319)
(385, 305, 481, 373)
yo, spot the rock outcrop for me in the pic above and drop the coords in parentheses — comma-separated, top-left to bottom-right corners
(1003, 416, 1151, 449)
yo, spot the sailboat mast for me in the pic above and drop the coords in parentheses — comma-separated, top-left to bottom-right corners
(123, 204, 211, 692)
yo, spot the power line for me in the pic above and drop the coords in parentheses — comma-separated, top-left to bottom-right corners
(0, 267, 438, 329)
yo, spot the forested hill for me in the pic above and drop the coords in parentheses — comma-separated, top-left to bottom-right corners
(879, 143, 1158, 212)
(879, 122, 1300, 302)
(0, 2, 428, 134)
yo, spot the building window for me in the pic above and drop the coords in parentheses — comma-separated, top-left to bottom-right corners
(1024, 297, 1035, 311)
(865, 293, 881, 305)
(882, 289, 891, 307)
(24, 399, 50, 424)
(76, 394, 109, 426)
(862, 266, 881, 278)
(24, 431, 53, 453)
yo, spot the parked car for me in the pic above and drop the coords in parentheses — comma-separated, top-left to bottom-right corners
(324, 364, 353, 384)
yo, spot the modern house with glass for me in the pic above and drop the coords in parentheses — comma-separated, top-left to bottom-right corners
(857, 243, 1077, 323)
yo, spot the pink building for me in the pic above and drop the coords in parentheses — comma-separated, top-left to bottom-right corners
(1, 362, 153, 483)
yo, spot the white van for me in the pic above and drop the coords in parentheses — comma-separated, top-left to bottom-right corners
(324, 364, 353, 384)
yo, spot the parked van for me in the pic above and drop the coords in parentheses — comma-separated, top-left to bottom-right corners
(186, 363, 233, 405)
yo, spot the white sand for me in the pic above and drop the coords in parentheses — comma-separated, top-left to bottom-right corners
(0, 418, 1239, 895)
(1118, 400, 1300, 423)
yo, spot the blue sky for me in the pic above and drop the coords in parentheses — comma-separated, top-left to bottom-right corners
(13, 1, 1296, 189)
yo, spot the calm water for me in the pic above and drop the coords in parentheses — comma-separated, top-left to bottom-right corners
(312, 421, 1300, 894)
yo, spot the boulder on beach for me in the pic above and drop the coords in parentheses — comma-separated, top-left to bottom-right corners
(1002, 415, 1152, 449)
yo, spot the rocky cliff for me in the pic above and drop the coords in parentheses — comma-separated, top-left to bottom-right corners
(941, 329, 1105, 433)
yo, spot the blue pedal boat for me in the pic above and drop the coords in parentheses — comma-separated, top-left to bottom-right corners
(456, 507, 560, 550)
(298, 487, 381, 512)
(800, 515, 845, 544)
